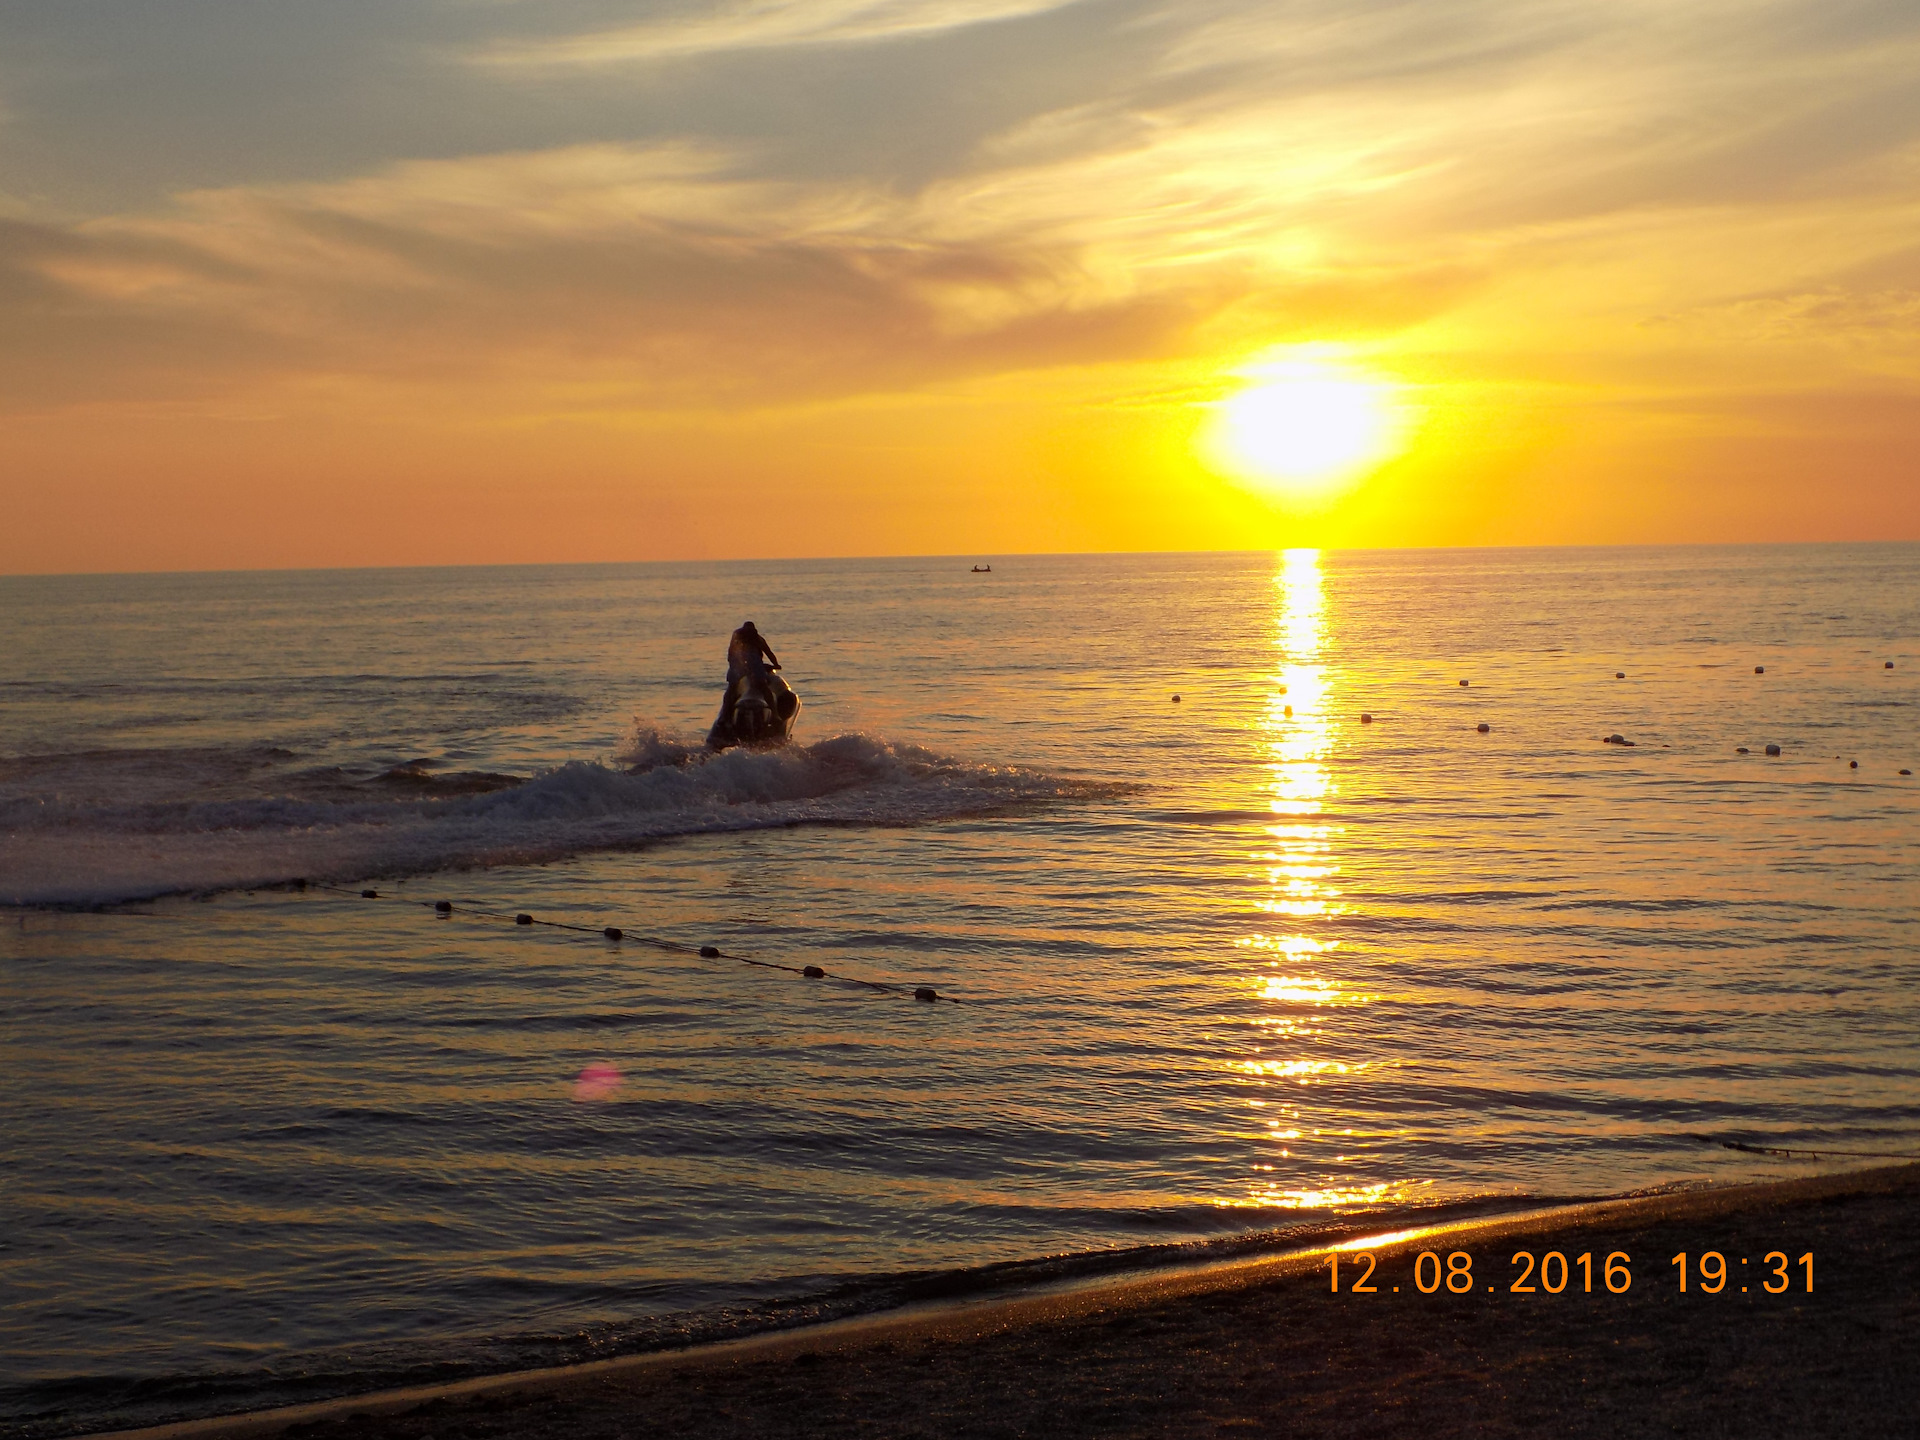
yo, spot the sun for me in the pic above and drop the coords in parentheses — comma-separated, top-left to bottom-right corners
(1200, 353, 1407, 501)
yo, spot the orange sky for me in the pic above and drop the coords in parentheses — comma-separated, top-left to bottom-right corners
(3, 1, 1917, 573)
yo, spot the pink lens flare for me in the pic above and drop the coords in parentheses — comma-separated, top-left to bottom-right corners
(572, 1063, 624, 1102)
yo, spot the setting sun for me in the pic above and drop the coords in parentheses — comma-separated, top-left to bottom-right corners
(1201, 356, 1408, 502)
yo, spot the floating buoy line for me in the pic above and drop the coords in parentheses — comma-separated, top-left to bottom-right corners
(1689, 1133, 1920, 1162)
(305, 881, 958, 1004)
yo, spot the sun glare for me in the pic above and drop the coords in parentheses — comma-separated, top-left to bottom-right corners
(1201, 354, 1407, 501)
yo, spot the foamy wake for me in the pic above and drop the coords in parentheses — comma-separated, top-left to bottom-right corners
(0, 727, 1113, 907)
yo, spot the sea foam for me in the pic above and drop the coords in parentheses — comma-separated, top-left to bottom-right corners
(0, 727, 1109, 907)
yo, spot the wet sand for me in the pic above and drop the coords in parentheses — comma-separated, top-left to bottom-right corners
(98, 1163, 1917, 1440)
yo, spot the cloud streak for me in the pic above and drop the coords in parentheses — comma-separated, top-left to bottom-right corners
(9, 0, 1920, 421)
(476, 0, 1090, 67)
(5, 0, 1920, 566)
(0, 143, 1244, 416)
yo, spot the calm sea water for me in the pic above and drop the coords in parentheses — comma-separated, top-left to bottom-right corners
(3, 547, 1917, 1435)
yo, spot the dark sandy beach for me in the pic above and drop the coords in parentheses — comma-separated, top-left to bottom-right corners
(97, 1163, 1916, 1440)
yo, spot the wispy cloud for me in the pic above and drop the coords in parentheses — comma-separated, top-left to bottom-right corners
(0, 142, 1228, 415)
(7, 0, 1920, 421)
(7, 0, 1920, 565)
(475, 0, 1089, 67)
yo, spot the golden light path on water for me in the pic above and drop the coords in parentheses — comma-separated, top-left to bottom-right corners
(1235, 549, 1398, 1211)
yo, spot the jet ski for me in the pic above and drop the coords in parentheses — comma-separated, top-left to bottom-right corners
(706, 664, 801, 750)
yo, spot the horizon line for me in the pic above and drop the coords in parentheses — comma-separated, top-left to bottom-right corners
(4, 537, 1912, 583)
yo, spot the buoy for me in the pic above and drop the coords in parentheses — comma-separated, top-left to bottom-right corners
(914, 987, 938, 1002)
(434, 900, 453, 913)
(1459, 679, 1469, 687)
(1765, 744, 1781, 756)
(1849, 760, 1858, 769)
(1284, 705, 1293, 717)
(1755, 666, 1765, 674)
(803, 965, 825, 978)
(361, 889, 378, 899)
(604, 927, 623, 941)
(1476, 723, 1490, 733)
(699, 945, 721, 958)
(516, 913, 533, 925)
(1736, 747, 1749, 754)
(1615, 672, 1625, 679)
(1171, 694, 1182, 703)
(1887, 662, 1895, 669)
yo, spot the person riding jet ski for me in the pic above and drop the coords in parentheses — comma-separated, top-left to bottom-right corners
(708, 621, 801, 749)
(727, 621, 781, 683)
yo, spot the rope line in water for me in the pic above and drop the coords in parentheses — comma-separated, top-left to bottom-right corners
(1688, 1133, 1920, 1161)
(307, 882, 958, 1003)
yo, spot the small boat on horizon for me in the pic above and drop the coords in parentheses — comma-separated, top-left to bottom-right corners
(971, 564, 992, 573)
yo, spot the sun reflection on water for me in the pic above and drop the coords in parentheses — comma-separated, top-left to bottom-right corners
(1233, 549, 1406, 1211)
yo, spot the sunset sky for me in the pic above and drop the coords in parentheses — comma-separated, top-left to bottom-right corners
(3, 0, 1917, 573)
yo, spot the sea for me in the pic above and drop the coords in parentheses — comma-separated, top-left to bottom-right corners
(3, 546, 1917, 1436)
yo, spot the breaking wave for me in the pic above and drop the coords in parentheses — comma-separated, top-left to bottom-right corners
(0, 727, 1120, 908)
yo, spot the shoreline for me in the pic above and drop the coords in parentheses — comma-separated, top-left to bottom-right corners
(79, 1161, 1918, 1440)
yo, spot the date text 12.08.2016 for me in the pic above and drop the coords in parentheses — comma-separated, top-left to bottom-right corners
(1328, 1249, 1814, 1295)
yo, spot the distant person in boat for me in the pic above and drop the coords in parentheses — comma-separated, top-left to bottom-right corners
(727, 621, 781, 685)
